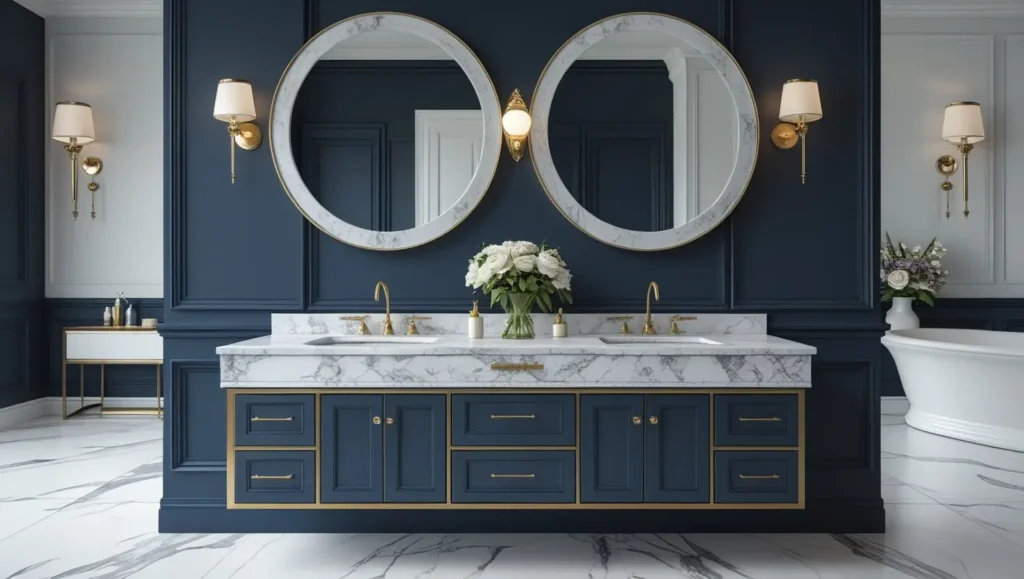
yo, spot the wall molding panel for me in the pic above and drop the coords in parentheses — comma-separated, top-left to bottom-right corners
(169, 359, 225, 472)
(0, 74, 28, 290)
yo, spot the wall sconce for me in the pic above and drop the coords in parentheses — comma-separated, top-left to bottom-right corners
(501, 89, 531, 162)
(213, 79, 262, 184)
(771, 79, 823, 184)
(51, 101, 97, 220)
(940, 101, 985, 219)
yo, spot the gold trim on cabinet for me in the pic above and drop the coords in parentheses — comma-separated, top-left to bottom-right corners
(251, 416, 294, 422)
(226, 388, 806, 510)
(739, 474, 780, 480)
(490, 473, 535, 479)
(489, 414, 536, 420)
(446, 392, 452, 505)
(315, 392, 322, 506)
(738, 417, 781, 422)
(490, 363, 544, 371)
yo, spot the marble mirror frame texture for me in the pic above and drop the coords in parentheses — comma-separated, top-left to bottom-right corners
(530, 13, 759, 251)
(270, 12, 502, 251)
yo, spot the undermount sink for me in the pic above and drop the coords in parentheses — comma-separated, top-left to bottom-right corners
(304, 336, 439, 346)
(599, 336, 722, 345)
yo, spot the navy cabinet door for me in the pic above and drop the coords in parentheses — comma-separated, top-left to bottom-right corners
(321, 394, 383, 503)
(384, 394, 446, 503)
(645, 394, 710, 503)
(580, 394, 644, 503)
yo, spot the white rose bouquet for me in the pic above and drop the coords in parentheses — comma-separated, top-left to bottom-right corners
(880, 233, 948, 306)
(466, 241, 573, 339)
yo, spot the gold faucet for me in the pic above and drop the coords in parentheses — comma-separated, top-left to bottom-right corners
(406, 316, 431, 335)
(669, 315, 697, 335)
(607, 315, 634, 335)
(339, 315, 371, 335)
(642, 281, 660, 335)
(374, 281, 394, 335)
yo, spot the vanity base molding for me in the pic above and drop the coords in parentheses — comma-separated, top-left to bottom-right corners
(225, 388, 807, 515)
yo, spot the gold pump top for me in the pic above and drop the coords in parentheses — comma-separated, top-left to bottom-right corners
(470, 300, 480, 318)
(554, 308, 564, 324)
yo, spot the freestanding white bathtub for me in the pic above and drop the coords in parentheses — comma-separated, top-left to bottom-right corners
(882, 328, 1024, 451)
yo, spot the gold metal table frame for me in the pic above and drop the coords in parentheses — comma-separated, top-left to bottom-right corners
(61, 327, 163, 419)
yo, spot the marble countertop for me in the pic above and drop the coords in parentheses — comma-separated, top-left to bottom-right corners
(215, 333, 816, 357)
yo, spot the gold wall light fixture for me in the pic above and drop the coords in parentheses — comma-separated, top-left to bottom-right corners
(213, 79, 262, 184)
(501, 89, 531, 162)
(771, 79, 823, 184)
(936, 155, 958, 219)
(941, 101, 985, 218)
(82, 157, 103, 220)
(52, 102, 97, 220)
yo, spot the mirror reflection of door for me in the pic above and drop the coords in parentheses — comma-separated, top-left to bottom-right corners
(550, 31, 738, 232)
(293, 29, 483, 232)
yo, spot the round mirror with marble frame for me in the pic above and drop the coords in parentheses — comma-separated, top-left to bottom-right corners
(530, 13, 759, 251)
(270, 12, 502, 250)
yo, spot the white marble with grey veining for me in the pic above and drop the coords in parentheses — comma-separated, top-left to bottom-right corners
(4, 414, 1024, 578)
(531, 13, 758, 251)
(220, 313, 811, 388)
(270, 13, 501, 250)
(270, 312, 767, 337)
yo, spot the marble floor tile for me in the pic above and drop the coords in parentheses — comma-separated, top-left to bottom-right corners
(0, 498, 68, 541)
(946, 502, 1024, 550)
(0, 502, 242, 579)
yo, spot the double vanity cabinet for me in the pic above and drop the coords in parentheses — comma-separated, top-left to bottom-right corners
(220, 313, 812, 520)
(227, 389, 803, 509)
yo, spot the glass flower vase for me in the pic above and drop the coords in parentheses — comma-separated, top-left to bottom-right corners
(502, 292, 536, 339)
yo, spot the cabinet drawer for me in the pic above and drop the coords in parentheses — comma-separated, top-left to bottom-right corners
(714, 394, 798, 447)
(234, 450, 315, 504)
(234, 394, 316, 447)
(451, 394, 575, 446)
(714, 451, 798, 504)
(451, 450, 575, 503)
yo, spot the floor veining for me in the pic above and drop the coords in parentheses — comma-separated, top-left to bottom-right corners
(1, 410, 1024, 578)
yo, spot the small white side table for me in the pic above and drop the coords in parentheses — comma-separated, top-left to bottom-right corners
(62, 326, 164, 419)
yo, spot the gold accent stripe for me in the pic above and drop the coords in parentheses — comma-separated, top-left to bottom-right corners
(451, 446, 576, 451)
(739, 474, 779, 480)
(490, 363, 544, 371)
(234, 446, 316, 451)
(738, 417, 781, 422)
(712, 446, 798, 451)
(251, 416, 294, 422)
(251, 474, 294, 480)
(490, 473, 535, 479)
(490, 414, 535, 419)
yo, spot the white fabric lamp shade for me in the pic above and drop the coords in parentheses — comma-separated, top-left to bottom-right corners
(52, 102, 95, 145)
(501, 108, 532, 137)
(942, 102, 985, 144)
(213, 79, 256, 123)
(779, 79, 822, 124)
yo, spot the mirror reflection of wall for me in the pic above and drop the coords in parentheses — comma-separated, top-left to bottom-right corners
(292, 29, 483, 232)
(549, 31, 738, 232)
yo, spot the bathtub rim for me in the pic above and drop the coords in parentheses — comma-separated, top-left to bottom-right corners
(882, 328, 1024, 360)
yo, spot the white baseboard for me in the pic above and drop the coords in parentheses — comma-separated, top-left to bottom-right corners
(42, 396, 164, 417)
(0, 398, 49, 430)
(882, 396, 910, 416)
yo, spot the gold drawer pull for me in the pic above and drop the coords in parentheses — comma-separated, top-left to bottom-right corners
(738, 417, 781, 422)
(250, 474, 295, 480)
(490, 414, 536, 420)
(491, 363, 544, 371)
(739, 474, 780, 480)
(250, 416, 293, 422)
(490, 473, 536, 479)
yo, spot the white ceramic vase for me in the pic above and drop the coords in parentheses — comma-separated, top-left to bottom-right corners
(886, 297, 920, 331)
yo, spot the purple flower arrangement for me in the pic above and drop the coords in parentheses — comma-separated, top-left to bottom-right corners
(880, 233, 948, 306)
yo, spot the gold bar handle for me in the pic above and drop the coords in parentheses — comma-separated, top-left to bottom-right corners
(490, 473, 536, 479)
(490, 363, 544, 371)
(251, 474, 295, 480)
(490, 414, 536, 420)
(738, 417, 782, 422)
(739, 474, 780, 480)
(250, 416, 293, 422)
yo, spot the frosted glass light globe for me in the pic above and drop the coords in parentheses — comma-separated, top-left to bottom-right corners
(502, 109, 532, 137)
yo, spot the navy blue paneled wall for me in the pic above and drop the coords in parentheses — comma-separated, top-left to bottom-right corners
(0, 1, 44, 409)
(161, 0, 884, 532)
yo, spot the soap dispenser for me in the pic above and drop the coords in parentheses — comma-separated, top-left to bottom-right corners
(468, 300, 483, 339)
(553, 308, 567, 338)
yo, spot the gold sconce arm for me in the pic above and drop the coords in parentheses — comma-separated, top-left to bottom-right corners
(82, 157, 103, 220)
(64, 139, 83, 220)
